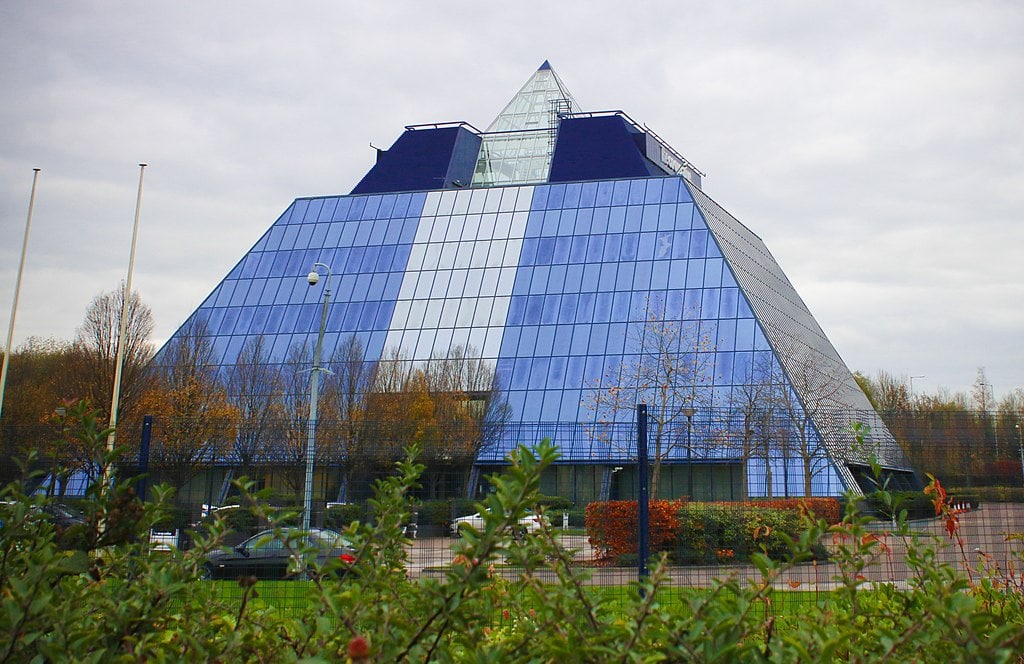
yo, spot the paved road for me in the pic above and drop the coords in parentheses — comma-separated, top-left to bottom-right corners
(405, 532, 595, 579)
(404, 504, 1024, 589)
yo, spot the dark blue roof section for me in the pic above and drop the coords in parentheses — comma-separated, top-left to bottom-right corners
(539, 60, 552, 70)
(548, 115, 669, 183)
(350, 125, 481, 195)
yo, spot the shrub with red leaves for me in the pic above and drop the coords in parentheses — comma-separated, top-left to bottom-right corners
(585, 500, 684, 561)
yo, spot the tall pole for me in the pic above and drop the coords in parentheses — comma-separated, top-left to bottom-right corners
(636, 403, 649, 584)
(303, 262, 332, 531)
(107, 163, 147, 453)
(0, 168, 41, 421)
(1017, 423, 1024, 488)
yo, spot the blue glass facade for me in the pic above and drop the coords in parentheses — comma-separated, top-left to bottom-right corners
(157, 63, 913, 498)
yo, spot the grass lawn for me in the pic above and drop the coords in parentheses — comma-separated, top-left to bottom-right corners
(201, 577, 836, 624)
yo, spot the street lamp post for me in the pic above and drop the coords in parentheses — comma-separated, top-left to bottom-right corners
(303, 262, 333, 531)
(682, 406, 696, 499)
(1017, 423, 1024, 488)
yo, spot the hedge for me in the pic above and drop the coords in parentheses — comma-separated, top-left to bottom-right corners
(324, 502, 365, 531)
(418, 498, 477, 526)
(949, 485, 1021, 503)
(742, 498, 842, 525)
(536, 494, 574, 511)
(585, 500, 683, 561)
(585, 500, 831, 565)
(675, 503, 826, 564)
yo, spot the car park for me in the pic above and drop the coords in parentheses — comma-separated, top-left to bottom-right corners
(200, 527, 357, 580)
(450, 510, 547, 538)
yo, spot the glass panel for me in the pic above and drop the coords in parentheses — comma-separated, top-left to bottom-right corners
(489, 296, 511, 327)
(735, 319, 755, 350)
(528, 323, 550, 355)
(511, 359, 531, 390)
(686, 259, 705, 288)
(528, 358, 549, 389)
(552, 325, 572, 355)
(548, 354, 565, 387)
(568, 324, 589, 356)
(522, 295, 542, 325)
(641, 204, 660, 232)
(588, 323, 608, 354)
(456, 300, 476, 327)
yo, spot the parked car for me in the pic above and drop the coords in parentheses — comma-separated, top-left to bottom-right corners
(200, 527, 357, 580)
(0, 500, 89, 549)
(40, 502, 87, 529)
(191, 504, 263, 547)
(450, 510, 548, 538)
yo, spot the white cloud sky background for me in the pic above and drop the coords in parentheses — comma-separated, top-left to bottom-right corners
(1, 1, 1022, 400)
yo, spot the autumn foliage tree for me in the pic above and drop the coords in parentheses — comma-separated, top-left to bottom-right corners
(140, 317, 235, 496)
(0, 338, 74, 485)
(359, 344, 508, 499)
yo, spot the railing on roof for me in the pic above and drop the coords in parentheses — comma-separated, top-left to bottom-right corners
(558, 110, 706, 180)
(404, 121, 483, 134)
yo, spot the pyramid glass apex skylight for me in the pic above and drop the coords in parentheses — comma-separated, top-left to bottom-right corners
(484, 61, 581, 132)
(473, 62, 582, 187)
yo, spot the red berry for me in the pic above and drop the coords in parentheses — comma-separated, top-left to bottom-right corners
(347, 635, 370, 660)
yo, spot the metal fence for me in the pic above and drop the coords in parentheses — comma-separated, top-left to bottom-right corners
(2, 411, 1023, 618)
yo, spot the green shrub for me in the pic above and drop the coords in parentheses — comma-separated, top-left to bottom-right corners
(860, 490, 937, 520)
(674, 503, 826, 564)
(324, 502, 364, 531)
(536, 494, 574, 511)
(417, 499, 449, 526)
(418, 498, 476, 526)
(675, 503, 750, 564)
(951, 485, 1018, 503)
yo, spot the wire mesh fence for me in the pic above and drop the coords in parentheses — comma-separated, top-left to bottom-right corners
(2, 410, 1023, 621)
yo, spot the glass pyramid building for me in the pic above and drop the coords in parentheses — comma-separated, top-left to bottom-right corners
(156, 62, 915, 499)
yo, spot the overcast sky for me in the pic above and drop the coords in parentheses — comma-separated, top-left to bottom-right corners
(1, 1, 1022, 401)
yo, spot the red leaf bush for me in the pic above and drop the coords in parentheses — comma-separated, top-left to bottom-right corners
(585, 500, 684, 561)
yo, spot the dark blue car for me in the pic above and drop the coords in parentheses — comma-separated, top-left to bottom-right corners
(200, 527, 357, 580)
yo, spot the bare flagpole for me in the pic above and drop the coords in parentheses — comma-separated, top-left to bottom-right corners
(0, 168, 41, 421)
(106, 163, 147, 453)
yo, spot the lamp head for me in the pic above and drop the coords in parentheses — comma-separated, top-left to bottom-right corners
(307, 270, 320, 286)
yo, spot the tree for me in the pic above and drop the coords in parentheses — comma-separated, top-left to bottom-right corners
(352, 344, 509, 499)
(589, 304, 716, 498)
(419, 345, 510, 498)
(770, 337, 848, 497)
(872, 370, 913, 412)
(65, 282, 155, 436)
(278, 341, 314, 495)
(141, 317, 235, 496)
(226, 335, 284, 479)
(728, 350, 788, 499)
(0, 338, 74, 485)
(320, 334, 378, 500)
